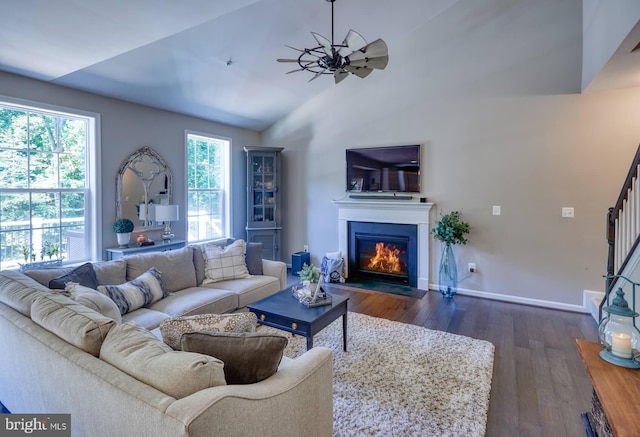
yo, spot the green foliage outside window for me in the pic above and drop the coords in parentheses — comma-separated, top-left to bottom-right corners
(0, 104, 89, 268)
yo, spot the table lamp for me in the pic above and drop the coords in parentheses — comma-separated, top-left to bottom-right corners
(154, 205, 179, 242)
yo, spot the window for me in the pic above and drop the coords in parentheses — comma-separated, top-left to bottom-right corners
(186, 132, 231, 242)
(0, 98, 99, 270)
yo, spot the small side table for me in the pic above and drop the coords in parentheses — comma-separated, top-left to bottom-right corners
(105, 240, 187, 260)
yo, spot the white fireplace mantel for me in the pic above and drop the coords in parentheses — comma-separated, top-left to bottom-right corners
(334, 200, 434, 290)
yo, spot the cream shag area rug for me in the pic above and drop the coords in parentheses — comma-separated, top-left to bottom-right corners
(259, 312, 494, 437)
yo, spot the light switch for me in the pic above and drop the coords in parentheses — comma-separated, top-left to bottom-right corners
(562, 207, 574, 218)
(492, 206, 501, 216)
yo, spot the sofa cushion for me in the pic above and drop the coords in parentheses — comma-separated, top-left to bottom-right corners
(97, 267, 166, 315)
(202, 275, 281, 308)
(191, 238, 235, 285)
(100, 322, 226, 399)
(93, 259, 127, 286)
(48, 262, 99, 290)
(245, 242, 264, 275)
(180, 331, 288, 384)
(65, 282, 122, 323)
(202, 239, 251, 284)
(122, 308, 171, 330)
(23, 267, 72, 287)
(159, 312, 257, 349)
(0, 270, 50, 317)
(149, 287, 238, 319)
(31, 293, 116, 357)
(125, 247, 196, 292)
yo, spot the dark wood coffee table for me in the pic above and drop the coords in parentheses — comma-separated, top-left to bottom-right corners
(248, 287, 349, 351)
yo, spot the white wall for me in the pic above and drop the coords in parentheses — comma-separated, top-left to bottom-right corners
(262, 0, 640, 307)
(582, 0, 640, 91)
(0, 71, 260, 256)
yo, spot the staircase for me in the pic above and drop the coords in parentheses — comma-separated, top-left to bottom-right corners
(591, 145, 640, 321)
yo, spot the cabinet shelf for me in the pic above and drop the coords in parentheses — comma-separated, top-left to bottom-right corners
(245, 146, 284, 261)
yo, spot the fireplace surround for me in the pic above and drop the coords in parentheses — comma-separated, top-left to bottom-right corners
(335, 200, 434, 290)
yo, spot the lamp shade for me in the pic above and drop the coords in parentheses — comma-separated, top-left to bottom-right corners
(155, 205, 179, 222)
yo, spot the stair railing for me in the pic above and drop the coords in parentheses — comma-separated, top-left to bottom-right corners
(603, 144, 640, 318)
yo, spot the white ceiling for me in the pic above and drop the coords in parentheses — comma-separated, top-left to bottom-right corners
(2, 0, 639, 131)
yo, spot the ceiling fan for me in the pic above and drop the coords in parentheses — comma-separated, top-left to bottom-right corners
(277, 0, 389, 84)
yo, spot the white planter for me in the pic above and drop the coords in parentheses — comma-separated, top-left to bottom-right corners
(116, 233, 131, 248)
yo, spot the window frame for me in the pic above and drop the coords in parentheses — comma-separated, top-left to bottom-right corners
(0, 95, 101, 268)
(185, 130, 231, 243)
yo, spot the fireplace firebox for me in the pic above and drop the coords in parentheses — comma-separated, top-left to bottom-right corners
(348, 222, 418, 287)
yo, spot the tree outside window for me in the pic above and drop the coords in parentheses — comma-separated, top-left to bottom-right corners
(186, 132, 230, 242)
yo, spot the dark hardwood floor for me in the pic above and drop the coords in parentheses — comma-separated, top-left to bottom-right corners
(296, 274, 599, 437)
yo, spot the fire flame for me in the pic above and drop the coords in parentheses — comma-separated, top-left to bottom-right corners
(367, 242, 402, 273)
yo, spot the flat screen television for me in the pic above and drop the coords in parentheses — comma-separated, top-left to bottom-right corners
(346, 145, 421, 193)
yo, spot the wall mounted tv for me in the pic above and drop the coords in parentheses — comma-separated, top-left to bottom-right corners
(346, 145, 421, 193)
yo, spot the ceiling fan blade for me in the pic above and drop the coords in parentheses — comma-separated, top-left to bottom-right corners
(277, 58, 301, 63)
(344, 65, 373, 79)
(311, 32, 333, 56)
(348, 39, 389, 62)
(286, 68, 304, 74)
(348, 55, 389, 70)
(341, 29, 367, 52)
(334, 69, 350, 84)
(308, 69, 327, 82)
(285, 45, 305, 52)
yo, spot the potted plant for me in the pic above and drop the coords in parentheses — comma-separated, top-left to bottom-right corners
(113, 218, 135, 248)
(297, 263, 321, 287)
(431, 210, 470, 298)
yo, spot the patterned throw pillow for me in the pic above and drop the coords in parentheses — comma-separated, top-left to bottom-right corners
(321, 256, 345, 283)
(65, 282, 122, 323)
(159, 312, 258, 350)
(97, 267, 166, 315)
(202, 239, 251, 284)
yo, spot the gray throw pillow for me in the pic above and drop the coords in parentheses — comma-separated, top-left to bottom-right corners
(245, 242, 263, 275)
(49, 262, 99, 290)
(180, 331, 288, 384)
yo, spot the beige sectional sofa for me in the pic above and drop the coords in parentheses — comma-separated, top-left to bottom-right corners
(0, 241, 334, 436)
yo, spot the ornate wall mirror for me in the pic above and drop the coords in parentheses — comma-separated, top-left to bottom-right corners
(116, 146, 173, 228)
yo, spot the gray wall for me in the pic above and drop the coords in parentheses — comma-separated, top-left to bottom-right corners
(0, 71, 260, 256)
(262, 0, 640, 308)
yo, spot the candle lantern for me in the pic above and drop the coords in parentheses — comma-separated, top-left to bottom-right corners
(598, 275, 640, 369)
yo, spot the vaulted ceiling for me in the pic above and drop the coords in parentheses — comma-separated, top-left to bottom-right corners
(2, 0, 639, 131)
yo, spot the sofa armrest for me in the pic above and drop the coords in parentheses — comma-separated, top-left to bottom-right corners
(261, 259, 287, 290)
(165, 346, 333, 437)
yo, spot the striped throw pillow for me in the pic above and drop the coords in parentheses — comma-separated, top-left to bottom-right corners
(97, 267, 166, 315)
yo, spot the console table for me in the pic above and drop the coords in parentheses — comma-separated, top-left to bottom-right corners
(576, 339, 640, 437)
(105, 240, 186, 260)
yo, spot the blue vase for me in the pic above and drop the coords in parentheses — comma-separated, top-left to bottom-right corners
(438, 243, 458, 298)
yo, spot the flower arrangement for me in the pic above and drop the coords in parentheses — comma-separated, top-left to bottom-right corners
(297, 263, 321, 283)
(431, 210, 470, 246)
(113, 218, 134, 234)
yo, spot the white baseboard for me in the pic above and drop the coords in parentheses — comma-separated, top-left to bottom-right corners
(429, 283, 596, 314)
(584, 289, 604, 322)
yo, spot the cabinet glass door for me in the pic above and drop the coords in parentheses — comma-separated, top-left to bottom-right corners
(251, 155, 276, 225)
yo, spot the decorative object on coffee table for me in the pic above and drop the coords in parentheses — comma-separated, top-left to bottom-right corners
(113, 218, 134, 248)
(431, 210, 470, 298)
(598, 275, 640, 368)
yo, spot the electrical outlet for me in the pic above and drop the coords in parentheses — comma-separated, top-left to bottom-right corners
(468, 263, 476, 273)
(303, 245, 309, 252)
(492, 205, 501, 216)
(562, 207, 574, 218)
